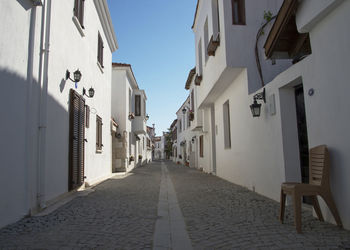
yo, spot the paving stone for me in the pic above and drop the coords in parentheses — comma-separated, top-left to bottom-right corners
(0, 162, 162, 249)
(166, 162, 350, 250)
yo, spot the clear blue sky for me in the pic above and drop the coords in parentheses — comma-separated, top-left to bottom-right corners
(107, 0, 197, 136)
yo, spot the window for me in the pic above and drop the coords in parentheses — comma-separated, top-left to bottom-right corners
(74, 0, 85, 28)
(147, 138, 150, 147)
(96, 115, 103, 152)
(197, 39, 203, 75)
(216, 0, 220, 32)
(191, 90, 194, 111)
(232, 0, 245, 25)
(223, 100, 231, 149)
(200, 135, 204, 158)
(135, 95, 141, 116)
(129, 89, 132, 113)
(188, 113, 191, 127)
(85, 105, 90, 128)
(97, 33, 104, 68)
(143, 99, 146, 116)
(204, 18, 209, 62)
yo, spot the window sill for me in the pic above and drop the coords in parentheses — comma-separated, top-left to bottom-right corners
(96, 149, 103, 154)
(72, 16, 85, 37)
(97, 61, 104, 73)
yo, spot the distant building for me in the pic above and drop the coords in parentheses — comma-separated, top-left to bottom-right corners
(111, 63, 149, 172)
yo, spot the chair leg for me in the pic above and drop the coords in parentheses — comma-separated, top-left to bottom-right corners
(322, 192, 343, 228)
(279, 189, 286, 223)
(311, 196, 324, 222)
(293, 191, 302, 233)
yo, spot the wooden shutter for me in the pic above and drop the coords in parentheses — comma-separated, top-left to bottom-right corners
(96, 115, 103, 151)
(69, 89, 85, 191)
(85, 105, 90, 128)
(200, 135, 204, 158)
(135, 95, 141, 116)
(97, 33, 104, 67)
(74, 0, 85, 28)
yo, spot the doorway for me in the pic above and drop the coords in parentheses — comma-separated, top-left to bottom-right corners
(294, 85, 311, 204)
(68, 89, 85, 191)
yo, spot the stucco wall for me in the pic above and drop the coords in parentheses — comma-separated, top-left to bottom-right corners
(0, 0, 116, 228)
(213, 1, 350, 229)
(0, 1, 43, 228)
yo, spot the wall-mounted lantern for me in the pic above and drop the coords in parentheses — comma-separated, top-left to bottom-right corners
(182, 108, 187, 114)
(66, 69, 82, 88)
(83, 87, 95, 98)
(145, 114, 149, 121)
(250, 88, 266, 117)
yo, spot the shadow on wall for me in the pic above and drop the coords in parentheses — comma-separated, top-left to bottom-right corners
(0, 68, 69, 228)
(16, 0, 33, 10)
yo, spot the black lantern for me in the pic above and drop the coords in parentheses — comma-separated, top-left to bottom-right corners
(83, 87, 95, 98)
(250, 88, 266, 117)
(66, 69, 82, 83)
(182, 108, 186, 114)
(145, 114, 149, 121)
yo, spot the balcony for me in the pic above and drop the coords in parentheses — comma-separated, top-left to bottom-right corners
(132, 116, 147, 134)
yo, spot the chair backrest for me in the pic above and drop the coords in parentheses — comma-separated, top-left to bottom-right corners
(309, 145, 330, 186)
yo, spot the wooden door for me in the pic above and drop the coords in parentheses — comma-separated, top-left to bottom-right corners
(295, 85, 311, 204)
(69, 89, 85, 191)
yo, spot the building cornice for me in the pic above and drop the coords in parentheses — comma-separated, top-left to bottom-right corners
(191, 0, 200, 30)
(112, 63, 139, 90)
(94, 0, 118, 52)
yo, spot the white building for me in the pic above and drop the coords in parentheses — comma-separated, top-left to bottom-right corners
(0, 0, 118, 228)
(154, 136, 165, 160)
(192, 0, 350, 229)
(175, 96, 197, 167)
(111, 63, 149, 172)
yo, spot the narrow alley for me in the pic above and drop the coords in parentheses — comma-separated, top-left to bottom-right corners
(0, 161, 349, 249)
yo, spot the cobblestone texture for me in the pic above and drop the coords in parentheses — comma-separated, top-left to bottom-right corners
(0, 163, 162, 250)
(167, 162, 350, 250)
(1, 161, 350, 249)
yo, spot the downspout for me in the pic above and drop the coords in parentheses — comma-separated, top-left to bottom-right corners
(25, 5, 38, 215)
(37, 0, 52, 210)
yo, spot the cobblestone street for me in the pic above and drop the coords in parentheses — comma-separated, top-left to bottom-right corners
(0, 161, 350, 249)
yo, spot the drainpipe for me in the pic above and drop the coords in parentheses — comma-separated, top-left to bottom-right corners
(37, 0, 52, 210)
(25, 5, 38, 215)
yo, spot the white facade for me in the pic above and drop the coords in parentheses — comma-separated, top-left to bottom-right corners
(154, 136, 165, 160)
(111, 64, 149, 172)
(0, 0, 118, 228)
(191, 0, 350, 229)
(175, 96, 197, 167)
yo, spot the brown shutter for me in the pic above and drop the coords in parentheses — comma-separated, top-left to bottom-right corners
(96, 115, 103, 151)
(69, 89, 85, 191)
(97, 33, 104, 67)
(200, 135, 204, 158)
(85, 105, 90, 128)
(74, 0, 79, 18)
(80, 0, 85, 28)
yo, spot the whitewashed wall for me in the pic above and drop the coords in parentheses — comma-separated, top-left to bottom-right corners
(0, 0, 117, 228)
(213, 0, 350, 229)
(0, 0, 43, 229)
